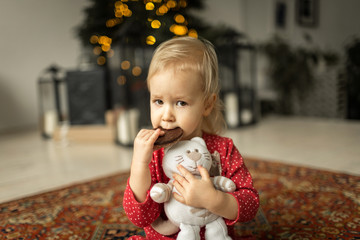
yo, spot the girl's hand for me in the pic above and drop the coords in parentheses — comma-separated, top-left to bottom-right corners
(172, 165, 218, 209)
(132, 128, 163, 167)
(130, 128, 163, 202)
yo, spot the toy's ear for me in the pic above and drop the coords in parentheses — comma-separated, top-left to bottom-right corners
(209, 151, 221, 176)
(191, 137, 206, 147)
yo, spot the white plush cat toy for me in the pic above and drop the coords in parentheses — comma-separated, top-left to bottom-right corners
(150, 137, 236, 240)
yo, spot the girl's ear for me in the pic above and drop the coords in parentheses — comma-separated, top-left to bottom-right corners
(203, 94, 216, 117)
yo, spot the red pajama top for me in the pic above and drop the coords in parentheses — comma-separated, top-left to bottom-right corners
(123, 132, 259, 240)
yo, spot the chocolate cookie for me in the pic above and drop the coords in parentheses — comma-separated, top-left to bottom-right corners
(153, 127, 183, 151)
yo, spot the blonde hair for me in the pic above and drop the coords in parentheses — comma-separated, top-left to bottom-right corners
(147, 36, 226, 134)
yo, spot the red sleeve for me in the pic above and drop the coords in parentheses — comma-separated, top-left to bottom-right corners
(123, 179, 161, 227)
(205, 134, 260, 225)
(122, 150, 167, 228)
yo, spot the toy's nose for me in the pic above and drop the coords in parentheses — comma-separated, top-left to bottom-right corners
(186, 150, 201, 162)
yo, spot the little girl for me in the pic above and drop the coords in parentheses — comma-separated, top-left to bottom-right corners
(123, 36, 259, 239)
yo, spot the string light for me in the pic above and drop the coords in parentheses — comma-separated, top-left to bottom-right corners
(117, 75, 127, 85)
(115, 2, 132, 18)
(101, 45, 111, 52)
(92, 0, 198, 61)
(90, 35, 99, 44)
(188, 29, 198, 38)
(145, 2, 154, 10)
(146, 35, 156, 45)
(106, 19, 115, 27)
(151, 20, 161, 29)
(106, 18, 122, 27)
(123, 9, 132, 17)
(132, 66, 142, 76)
(98, 36, 112, 46)
(166, 0, 176, 8)
(179, 0, 187, 8)
(93, 46, 102, 55)
(170, 24, 188, 36)
(107, 49, 115, 58)
(174, 14, 185, 24)
(121, 60, 131, 70)
(156, 5, 168, 15)
(97, 56, 106, 65)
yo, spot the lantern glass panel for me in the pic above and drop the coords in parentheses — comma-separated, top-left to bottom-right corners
(38, 78, 58, 138)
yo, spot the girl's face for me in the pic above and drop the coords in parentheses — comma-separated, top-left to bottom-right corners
(148, 68, 213, 140)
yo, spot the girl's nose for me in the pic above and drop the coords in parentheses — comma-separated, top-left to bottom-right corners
(162, 105, 175, 122)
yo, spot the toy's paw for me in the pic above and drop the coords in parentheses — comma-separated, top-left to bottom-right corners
(214, 176, 236, 192)
(150, 183, 171, 203)
(226, 180, 236, 192)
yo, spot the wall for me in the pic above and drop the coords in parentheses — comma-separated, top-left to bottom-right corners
(0, 0, 87, 132)
(198, 0, 360, 52)
(195, 0, 360, 117)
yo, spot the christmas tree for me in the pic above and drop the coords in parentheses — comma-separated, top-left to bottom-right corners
(76, 0, 242, 66)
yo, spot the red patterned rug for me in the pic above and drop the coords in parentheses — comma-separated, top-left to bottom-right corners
(1, 157, 359, 239)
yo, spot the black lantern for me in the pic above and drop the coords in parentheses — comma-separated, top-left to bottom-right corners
(218, 43, 258, 128)
(37, 65, 67, 138)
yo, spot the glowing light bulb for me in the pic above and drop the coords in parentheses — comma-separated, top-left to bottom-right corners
(146, 35, 156, 45)
(151, 20, 161, 29)
(106, 19, 115, 27)
(93, 46, 102, 55)
(121, 60, 131, 70)
(145, 2, 155, 10)
(166, 0, 176, 8)
(115, 1, 123, 7)
(157, 5, 168, 14)
(90, 35, 99, 44)
(97, 56, 106, 65)
(132, 66, 142, 77)
(117, 75, 127, 85)
(107, 49, 114, 58)
(174, 14, 185, 24)
(101, 45, 111, 52)
(188, 29, 198, 38)
(169, 24, 175, 32)
(179, 0, 187, 8)
(124, 9, 132, 17)
(173, 25, 188, 36)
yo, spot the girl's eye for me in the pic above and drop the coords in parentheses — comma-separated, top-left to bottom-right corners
(154, 99, 163, 105)
(176, 101, 187, 107)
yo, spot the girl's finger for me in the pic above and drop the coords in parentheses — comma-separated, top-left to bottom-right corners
(177, 165, 194, 181)
(172, 192, 185, 204)
(198, 165, 210, 180)
(173, 180, 185, 195)
(173, 173, 187, 186)
(148, 128, 161, 142)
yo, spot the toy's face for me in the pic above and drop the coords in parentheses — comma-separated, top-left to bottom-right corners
(162, 137, 212, 178)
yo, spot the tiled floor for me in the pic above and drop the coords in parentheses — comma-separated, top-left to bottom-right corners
(1, 116, 359, 204)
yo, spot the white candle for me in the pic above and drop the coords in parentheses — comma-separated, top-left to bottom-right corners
(44, 111, 57, 136)
(224, 93, 239, 128)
